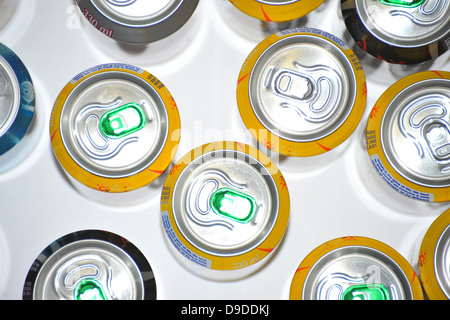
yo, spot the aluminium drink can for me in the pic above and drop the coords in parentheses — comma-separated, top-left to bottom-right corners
(341, 0, 450, 65)
(22, 230, 156, 300)
(75, 0, 200, 64)
(50, 63, 180, 204)
(418, 208, 450, 299)
(289, 236, 424, 300)
(220, 0, 327, 41)
(365, 70, 450, 202)
(0, 42, 35, 167)
(237, 27, 367, 158)
(76, 0, 199, 45)
(161, 141, 289, 280)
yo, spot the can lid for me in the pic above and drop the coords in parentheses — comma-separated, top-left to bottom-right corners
(0, 43, 35, 156)
(419, 208, 450, 300)
(50, 63, 180, 192)
(237, 28, 366, 157)
(289, 236, 424, 300)
(366, 71, 450, 202)
(23, 230, 156, 300)
(161, 141, 290, 271)
(356, 0, 450, 48)
(78, 0, 199, 44)
(229, 0, 325, 22)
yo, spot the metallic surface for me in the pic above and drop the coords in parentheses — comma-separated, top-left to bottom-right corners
(341, 0, 450, 63)
(28, 238, 146, 300)
(249, 34, 356, 142)
(0, 42, 34, 156)
(380, 78, 450, 188)
(76, 0, 199, 44)
(301, 245, 413, 300)
(434, 224, 450, 298)
(356, 0, 450, 48)
(60, 70, 168, 179)
(172, 149, 279, 256)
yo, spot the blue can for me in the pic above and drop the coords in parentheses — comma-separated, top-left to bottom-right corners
(0, 42, 35, 156)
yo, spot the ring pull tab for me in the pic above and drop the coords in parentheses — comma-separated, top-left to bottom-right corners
(100, 102, 146, 139)
(74, 279, 108, 300)
(342, 284, 391, 300)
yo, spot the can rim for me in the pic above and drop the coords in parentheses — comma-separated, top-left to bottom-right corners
(50, 63, 181, 193)
(228, 0, 325, 22)
(0, 42, 35, 156)
(419, 208, 450, 300)
(289, 236, 424, 300)
(161, 141, 290, 271)
(237, 27, 367, 157)
(366, 70, 450, 202)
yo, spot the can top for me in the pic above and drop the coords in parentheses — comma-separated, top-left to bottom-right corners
(356, 0, 450, 47)
(237, 28, 366, 157)
(81, 0, 199, 44)
(290, 237, 423, 300)
(0, 54, 20, 138)
(171, 147, 280, 256)
(419, 208, 450, 299)
(380, 74, 450, 188)
(50, 63, 180, 192)
(32, 239, 145, 300)
(161, 141, 290, 271)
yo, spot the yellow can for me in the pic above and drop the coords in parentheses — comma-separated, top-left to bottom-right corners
(50, 63, 180, 200)
(419, 208, 450, 300)
(237, 27, 367, 157)
(290, 236, 424, 300)
(366, 71, 450, 202)
(229, 0, 325, 22)
(161, 141, 289, 280)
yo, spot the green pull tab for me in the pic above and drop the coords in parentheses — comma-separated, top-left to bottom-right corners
(380, 0, 425, 8)
(100, 102, 146, 139)
(74, 279, 108, 300)
(342, 284, 391, 300)
(210, 188, 257, 224)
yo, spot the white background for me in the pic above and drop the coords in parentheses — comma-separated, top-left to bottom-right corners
(0, 0, 449, 300)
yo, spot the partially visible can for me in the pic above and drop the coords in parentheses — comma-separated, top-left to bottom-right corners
(228, 0, 325, 22)
(0, 42, 35, 160)
(237, 27, 367, 157)
(161, 141, 289, 280)
(22, 230, 157, 300)
(341, 0, 450, 65)
(220, 0, 327, 41)
(50, 63, 180, 204)
(290, 236, 424, 300)
(76, 0, 199, 45)
(366, 71, 450, 202)
(419, 208, 450, 299)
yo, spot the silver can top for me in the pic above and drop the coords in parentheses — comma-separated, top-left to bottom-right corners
(248, 33, 357, 142)
(302, 246, 413, 300)
(32, 239, 145, 300)
(0, 54, 20, 138)
(356, 0, 450, 47)
(60, 70, 168, 178)
(172, 149, 279, 256)
(433, 224, 450, 298)
(381, 77, 450, 188)
(78, 0, 199, 44)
